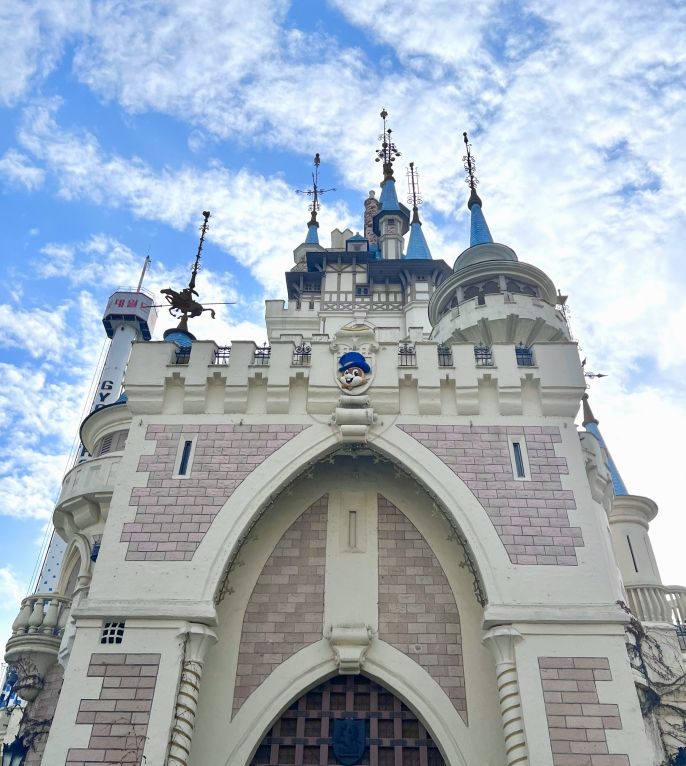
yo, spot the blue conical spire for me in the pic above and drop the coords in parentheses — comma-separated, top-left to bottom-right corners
(406, 207, 432, 259)
(468, 189, 494, 246)
(463, 132, 494, 246)
(582, 393, 628, 496)
(305, 212, 320, 244)
(379, 176, 401, 211)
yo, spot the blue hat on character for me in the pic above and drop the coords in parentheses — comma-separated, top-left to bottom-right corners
(338, 351, 371, 374)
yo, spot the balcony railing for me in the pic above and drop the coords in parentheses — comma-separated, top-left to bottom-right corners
(625, 584, 686, 636)
(437, 345, 453, 367)
(8, 595, 71, 642)
(292, 343, 312, 366)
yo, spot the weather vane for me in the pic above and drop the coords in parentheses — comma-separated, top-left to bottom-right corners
(407, 161, 423, 207)
(463, 131, 483, 208)
(581, 357, 608, 380)
(160, 211, 218, 332)
(296, 153, 335, 223)
(375, 109, 401, 179)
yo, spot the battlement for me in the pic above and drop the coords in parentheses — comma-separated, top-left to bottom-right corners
(120, 337, 585, 418)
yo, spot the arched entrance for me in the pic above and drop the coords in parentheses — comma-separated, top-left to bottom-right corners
(251, 674, 446, 766)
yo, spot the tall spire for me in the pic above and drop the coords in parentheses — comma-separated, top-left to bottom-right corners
(161, 210, 216, 341)
(405, 162, 432, 260)
(376, 109, 402, 211)
(581, 393, 628, 496)
(296, 153, 335, 245)
(463, 131, 493, 247)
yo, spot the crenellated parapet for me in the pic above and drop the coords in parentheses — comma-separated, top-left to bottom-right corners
(119, 336, 586, 419)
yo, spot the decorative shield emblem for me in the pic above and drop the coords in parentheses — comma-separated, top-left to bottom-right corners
(332, 718, 366, 765)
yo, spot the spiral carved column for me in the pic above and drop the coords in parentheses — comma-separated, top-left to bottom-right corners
(482, 625, 529, 766)
(166, 622, 217, 766)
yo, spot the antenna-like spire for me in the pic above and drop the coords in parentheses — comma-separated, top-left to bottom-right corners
(161, 210, 216, 335)
(189, 210, 210, 294)
(405, 162, 432, 260)
(462, 132, 482, 209)
(296, 154, 335, 245)
(407, 161, 423, 224)
(462, 131, 493, 247)
(375, 109, 401, 181)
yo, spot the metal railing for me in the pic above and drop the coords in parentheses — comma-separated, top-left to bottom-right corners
(174, 346, 191, 365)
(253, 344, 271, 366)
(437, 345, 453, 367)
(398, 342, 417, 367)
(292, 343, 312, 366)
(213, 346, 231, 365)
(474, 343, 494, 367)
(515, 344, 535, 366)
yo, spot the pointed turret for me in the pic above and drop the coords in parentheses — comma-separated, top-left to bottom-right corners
(405, 162, 432, 260)
(581, 393, 628, 495)
(293, 153, 333, 264)
(463, 132, 494, 246)
(372, 110, 410, 259)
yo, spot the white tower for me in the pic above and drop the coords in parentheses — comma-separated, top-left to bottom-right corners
(35, 262, 158, 593)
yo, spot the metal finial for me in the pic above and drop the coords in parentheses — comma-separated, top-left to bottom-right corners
(462, 131, 483, 209)
(407, 162, 423, 224)
(160, 210, 216, 331)
(296, 153, 336, 224)
(375, 108, 401, 180)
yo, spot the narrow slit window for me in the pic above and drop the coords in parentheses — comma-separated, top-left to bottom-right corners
(178, 440, 193, 476)
(627, 535, 639, 573)
(512, 442, 526, 478)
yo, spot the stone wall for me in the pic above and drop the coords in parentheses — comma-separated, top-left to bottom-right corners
(23, 663, 64, 766)
(539, 656, 628, 765)
(377, 495, 467, 721)
(66, 653, 159, 765)
(122, 424, 306, 560)
(232, 496, 328, 714)
(400, 425, 583, 565)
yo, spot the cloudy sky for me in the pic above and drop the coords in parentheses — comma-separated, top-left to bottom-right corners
(0, 1, 685, 647)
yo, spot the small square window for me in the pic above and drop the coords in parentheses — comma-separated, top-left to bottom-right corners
(101, 621, 125, 645)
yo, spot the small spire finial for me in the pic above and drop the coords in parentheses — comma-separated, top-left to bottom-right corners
(375, 108, 401, 181)
(407, 161, 423, 224)
(462, 131, 483, 209)
(296, 153, 335, 226)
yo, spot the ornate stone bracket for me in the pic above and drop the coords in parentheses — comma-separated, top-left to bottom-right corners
(326, 624, 372, 674)
(331, 396, 376, 443)
(482, 625, 529, 766)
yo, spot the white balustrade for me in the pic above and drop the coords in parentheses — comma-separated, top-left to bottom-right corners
(9, 595, 71, 640)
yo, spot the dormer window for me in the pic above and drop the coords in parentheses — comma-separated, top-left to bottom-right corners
(346, 234, 369, 253)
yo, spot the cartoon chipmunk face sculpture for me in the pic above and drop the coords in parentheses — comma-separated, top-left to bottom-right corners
(337, 351, 371, 391)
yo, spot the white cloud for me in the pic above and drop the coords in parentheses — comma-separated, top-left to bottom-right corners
(0, 566, 26, 606)
(0, 149, 45, 190)
(0, 0, 88, 106)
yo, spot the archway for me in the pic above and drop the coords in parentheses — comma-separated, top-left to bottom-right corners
(250, 674, 446, 766)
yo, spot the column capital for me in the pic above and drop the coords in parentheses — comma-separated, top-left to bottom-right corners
(177, 622, 217, 665)
(482, 624, 523, 666)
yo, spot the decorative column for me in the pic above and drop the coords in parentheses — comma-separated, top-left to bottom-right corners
(482, 625, 529, 766)
(166, 622, 217, 766)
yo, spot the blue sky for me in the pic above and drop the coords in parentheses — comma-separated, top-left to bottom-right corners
(1, 0, 685, 646)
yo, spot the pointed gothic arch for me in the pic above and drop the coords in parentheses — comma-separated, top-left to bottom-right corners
(203, 423, 509, 609)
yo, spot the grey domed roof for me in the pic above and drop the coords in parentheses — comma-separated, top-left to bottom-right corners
(453, 242, 518, 273)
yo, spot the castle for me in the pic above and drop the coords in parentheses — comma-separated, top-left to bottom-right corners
(3, 121, 685, 766)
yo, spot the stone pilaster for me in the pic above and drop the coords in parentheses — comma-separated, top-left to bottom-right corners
(482, 625, 529, 766)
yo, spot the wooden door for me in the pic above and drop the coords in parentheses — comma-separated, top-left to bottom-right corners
(250, 674, 445, 766)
